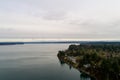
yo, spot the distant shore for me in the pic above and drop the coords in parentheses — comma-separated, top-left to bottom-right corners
(0, 41, 120, 45)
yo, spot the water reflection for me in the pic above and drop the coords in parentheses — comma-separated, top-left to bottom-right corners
(80, 73, 95, 80)
(58, 56, 93, 80)
(58, 58, 65, 66)
(0, 44, 82, 80)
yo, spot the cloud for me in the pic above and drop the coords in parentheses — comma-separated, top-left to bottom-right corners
(42, 11, 67, 20)
(0, 0, 120, 39)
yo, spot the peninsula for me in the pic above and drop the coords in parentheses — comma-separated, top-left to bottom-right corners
(57, 43, 120, 80)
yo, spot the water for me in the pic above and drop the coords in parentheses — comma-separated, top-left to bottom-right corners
(0, 44, 91, 80)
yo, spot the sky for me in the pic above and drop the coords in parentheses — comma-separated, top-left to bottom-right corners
(0, 0, 120, 40)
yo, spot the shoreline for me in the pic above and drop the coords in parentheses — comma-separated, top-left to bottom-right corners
(57, 44, 120, 80)
(57, 55, 96, 80)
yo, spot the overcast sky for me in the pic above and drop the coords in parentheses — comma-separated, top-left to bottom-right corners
(0, 0, 120, 40)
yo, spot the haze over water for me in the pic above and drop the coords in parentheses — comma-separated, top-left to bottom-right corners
(0, 44, 92, 80)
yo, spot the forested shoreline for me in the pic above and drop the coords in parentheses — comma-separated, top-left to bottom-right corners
(57, 44, 120, 80)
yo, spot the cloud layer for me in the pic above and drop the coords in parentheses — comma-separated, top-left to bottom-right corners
(0, 0, 120, 39)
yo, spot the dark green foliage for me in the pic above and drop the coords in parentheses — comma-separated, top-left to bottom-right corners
(68, 45, 80, 50)
(58, 44, 120, 79)
(57, 51, 65, 57)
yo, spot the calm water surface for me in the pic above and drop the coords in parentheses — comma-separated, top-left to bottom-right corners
(0, 44, 91, 80)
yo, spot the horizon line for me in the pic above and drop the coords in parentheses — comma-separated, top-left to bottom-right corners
(0, 38, 120, 42)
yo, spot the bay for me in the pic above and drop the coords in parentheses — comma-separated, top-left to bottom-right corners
(0, 44, 91, 80)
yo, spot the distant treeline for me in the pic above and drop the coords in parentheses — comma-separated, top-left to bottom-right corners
(0, 41, 120, 45)
(0, 42, 24, 45)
